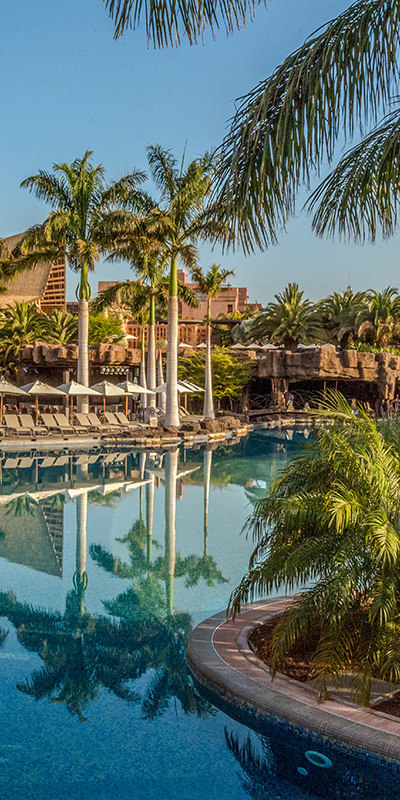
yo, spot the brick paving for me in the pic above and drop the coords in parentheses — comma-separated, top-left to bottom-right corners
(187, 598, 400, 761)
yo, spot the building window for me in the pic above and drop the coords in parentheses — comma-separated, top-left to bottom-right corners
(227, 304, 233, 313)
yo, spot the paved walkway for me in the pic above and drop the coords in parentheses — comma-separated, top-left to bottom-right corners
(187, 598, 400, 761)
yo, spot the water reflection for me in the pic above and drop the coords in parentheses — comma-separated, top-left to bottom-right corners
(1, 433, 383, 800)
(224, 725, 399, 800)
(0, 445, 228, 722)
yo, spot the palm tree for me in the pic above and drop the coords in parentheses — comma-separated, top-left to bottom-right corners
(41, 309, 78, 344)
(250, 283, 321, 350)
(354, 287, 400, 347)
(145, 145, 217, 427)
(20, 151, 146, 411)
(104, 0, 259, 48)
(0, 301, 47, 371)
(229, 394, 400, 706)
(191, 264, 234, 418)
(214, 1, 400, 253)
(316, 288, 367, 347)
(92, 266, 198, 406)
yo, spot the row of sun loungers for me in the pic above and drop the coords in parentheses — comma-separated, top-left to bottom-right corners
(0, 411, 148, 439)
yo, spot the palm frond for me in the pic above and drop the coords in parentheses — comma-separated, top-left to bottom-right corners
(307, 108, 400, 241)
(215, 0, 400, 252)
(104, 0, 261, 48)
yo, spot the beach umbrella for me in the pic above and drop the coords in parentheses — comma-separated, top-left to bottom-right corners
(116, 380, 153, 414)
(0, 377, 28, 422)
(157, 352, 166, 413)
(260, 343, 279, 350)
(20, 380, 66, 424)
(196, 342, 207, 349)
(179, 380, 204, 392)
(246, 343, 262, 350)
(89, 380, 127, 416)
(154, 381, 197, 394)
(230, 342, 247, 349)
(56, 380, 101, 420)
(178, 342, 193, 348)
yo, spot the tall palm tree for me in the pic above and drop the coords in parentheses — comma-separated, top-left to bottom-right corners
(145, 145, 217, 427)
(104, 0, 259, 48)
(20, 151, 146, 412)
(191, 264, 234, 418)
(250, 283, 321, 350)
(92, 267, 198, 406)
(215, 0, 400, 253)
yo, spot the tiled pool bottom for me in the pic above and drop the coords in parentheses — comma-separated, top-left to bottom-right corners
(0, 430, 398, 799)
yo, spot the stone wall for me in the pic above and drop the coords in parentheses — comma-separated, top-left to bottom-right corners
(256, 348, 400, 400)
(17, 342, 142, 383)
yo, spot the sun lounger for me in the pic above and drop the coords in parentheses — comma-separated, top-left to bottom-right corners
(4, 414, 34, 438)
(53, 455, 69, 467)
(17, 457, 34, 469)
(86, 412, 118, 435)
(75, 413, 101, 433)
(41, 413, 67, 435)
(39, 457, 56, 468)
(54, 413, 87, 436)
(114, 411, 147, 429)
(19, 414, 48, 436)
(104, 411, 131, 432)
(4, 457, 19, 468)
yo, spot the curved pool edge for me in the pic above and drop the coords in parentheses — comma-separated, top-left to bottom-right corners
(186, 598, 400, 763)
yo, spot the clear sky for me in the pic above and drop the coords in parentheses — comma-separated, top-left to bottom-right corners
(1, 0, 398, 304)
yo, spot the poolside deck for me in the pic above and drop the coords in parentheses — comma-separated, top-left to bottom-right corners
(187, 599, 400, 762)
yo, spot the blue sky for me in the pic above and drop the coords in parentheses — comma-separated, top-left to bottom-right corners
(1, 0, 398, 304)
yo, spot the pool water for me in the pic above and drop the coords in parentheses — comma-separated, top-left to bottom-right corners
(0, 430, 398, 799)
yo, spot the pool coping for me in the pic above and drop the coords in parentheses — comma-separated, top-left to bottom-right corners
(186, 598, 400, 762)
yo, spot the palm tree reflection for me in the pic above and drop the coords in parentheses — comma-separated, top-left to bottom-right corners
(0, 470, 213, 721)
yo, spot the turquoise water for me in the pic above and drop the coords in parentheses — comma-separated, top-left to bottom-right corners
(0, 431, 398, 799)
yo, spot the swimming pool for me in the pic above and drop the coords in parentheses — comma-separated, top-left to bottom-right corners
(0, 430, 398, 799)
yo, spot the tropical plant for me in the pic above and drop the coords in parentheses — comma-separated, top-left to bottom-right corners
(19, 151, 146, 411)
(229, 394, 400, 705)
(88, 312, 125, 344)
(190, 264, 234, 418)
(250, 283, 321, 350)
(104, 0, 258, 48)
(354, 287, 400, 347)
(0, 301, 47, 371)
(316, 288, 367, 347)
(215, 0, 400, 253)
(41, 309, 78, 344)
(179, 347, 251, 410)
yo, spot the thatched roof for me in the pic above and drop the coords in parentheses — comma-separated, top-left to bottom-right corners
(0, 501, 62, 577)
(0, 232, 54, 307)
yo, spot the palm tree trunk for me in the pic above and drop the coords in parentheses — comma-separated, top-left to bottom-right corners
(147, 294, 156, 408)
(146, 473, 154, 565)
(203, 298, 215, 418)
(140, 323, 148, 409)
(165, 256, 180, 427)
(203, 448, 212, 556)
(75, 489, 87, 616)
(77, 298, 89, 413)
(157, 350, 166, 412)
(164, 448, 178, 615)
